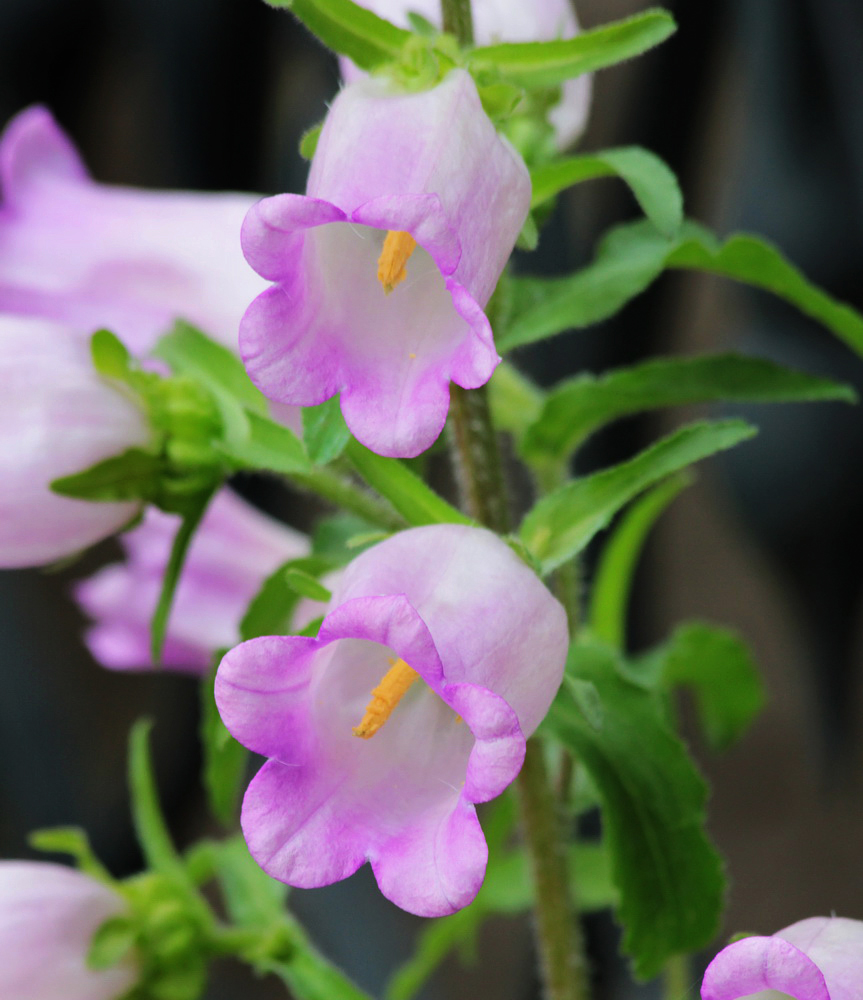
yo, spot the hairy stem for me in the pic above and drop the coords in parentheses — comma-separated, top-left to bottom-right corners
(448, 385, 509, 529)
(290, 466, 406, 532)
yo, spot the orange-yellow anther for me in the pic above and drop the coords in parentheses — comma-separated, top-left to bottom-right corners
(353, 657, 420, 739)
(377, 231, 417, 295)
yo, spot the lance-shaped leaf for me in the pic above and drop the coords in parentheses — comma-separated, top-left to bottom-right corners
(520, 419, 755, 575)
(302, 396, 352, 465)
(264, 0, 410, 69)
(467, 9, 676, 90)
(523, 354, 855, 462)
(501, 219, 863, 359)
(531, 146, 683, 237)
(345, 439, 470, 526)
(542, 639, 725, 980)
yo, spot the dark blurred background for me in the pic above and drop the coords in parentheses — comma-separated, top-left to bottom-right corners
(2, 0, 863, 997)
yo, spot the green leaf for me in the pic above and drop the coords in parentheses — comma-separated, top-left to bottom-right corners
(590, 474, 693, 648)
(302, 397, 352, 465)
(239, 556, 334, 642)
(500, 221, 672, 352)
(214, 835, 289, 930)
(218, 410, 311, 476)
(468, 9, 676, 90)
(345, 439, 471, 526)
(265, 0, 411, 69)
(88, 916, 138, 970)
(487, 361, 546, 447)
(531, 146, 683, 237)
(543, 639, 725, 979)
(51, 448, 162, 503)
(501, 219, 863, 360)
(284, 568, 332, 602)
(520, 419, 755, 575)
(311, 514, 379, 562)
(667, 228, 863, 359)
(200, 667, 248, 826)
(523, 353, 856, 462)
(646, 622, 766, 751)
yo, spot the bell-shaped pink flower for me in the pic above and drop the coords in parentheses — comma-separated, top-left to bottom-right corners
(0, 316, 151, 568)
(0, 861, 138, 1000)
(75, 488, 311, 674)
(239, 69, 531, 458)
(340, 0, 592, 149)
(215, 524, 567, 916)
(0, 105, 266, 354)
(701, 916, 863, 1000)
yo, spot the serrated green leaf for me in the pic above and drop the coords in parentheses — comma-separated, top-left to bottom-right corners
(91, 329, 133, 380)
(468, 9, 676, 90)
(345, 439, 470, 526)
(88, 916, 137, 970)
(501, 221, 671, 352)
(265, 0, 410, 69)
(302, 397, 352, 465)
(523, 353, 856, 462)
(200, 667, 248, 826)
(218, 410, 311, 476)
(520, 420, 755, 575)
(590, 474, 693, 649)
(646, 622, 766, 751)
(543, 639, 725, 979)
(500, 219, 863, 360)
(531, 146, 683, 236)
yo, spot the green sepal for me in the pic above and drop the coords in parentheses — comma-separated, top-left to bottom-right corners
(264, 0, 411, 70)
(200, 662, 248, 826)
(541, 638, 725, 980)
(519, 419, 755, 575)
(28, 826, 113, 883)
(87, 916, 138, 971)
(299, 122, 323, 159)
(51, 449, 164, 504)
(477, 81, 524, 122)
(92, 329, 135, 380)
(467, 9, 676, 90)
(240, 555, 334, 642)
(516, 211, 539, 251)
(530, 146, 683, 237)
(302, 396, 352, 465)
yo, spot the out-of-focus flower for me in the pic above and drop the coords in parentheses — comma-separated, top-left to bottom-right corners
(240, 69, 530, 458)
(0, 861, 138, 1000)
(76, 488, 310, 674)
(215, 524, 567, 916)
(0, 316, 151, 568)
(0, 105, 266, 354)
(701, 916, 863, 1000)
(341, 0, 592, 149)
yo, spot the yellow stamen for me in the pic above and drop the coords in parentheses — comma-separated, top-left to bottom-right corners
(353, 657, 420, 739)
(377, 231, 417, 295)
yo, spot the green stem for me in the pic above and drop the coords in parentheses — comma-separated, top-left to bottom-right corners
(517, 740, 590, 1000)
(663, 955, 693, 1000)
(440, 0, 474, 44)
(448, 385, 509, 529)
(290, 465, 406, 532)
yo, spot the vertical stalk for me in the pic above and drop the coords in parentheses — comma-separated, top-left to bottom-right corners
(440, 4, 589, 996)
(663, 955, 693, 1000)
(440, 0, 474, 44)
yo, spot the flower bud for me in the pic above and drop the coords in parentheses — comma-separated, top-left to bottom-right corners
(0, 861, 138, 1000)
(0, 316, 151, 567)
